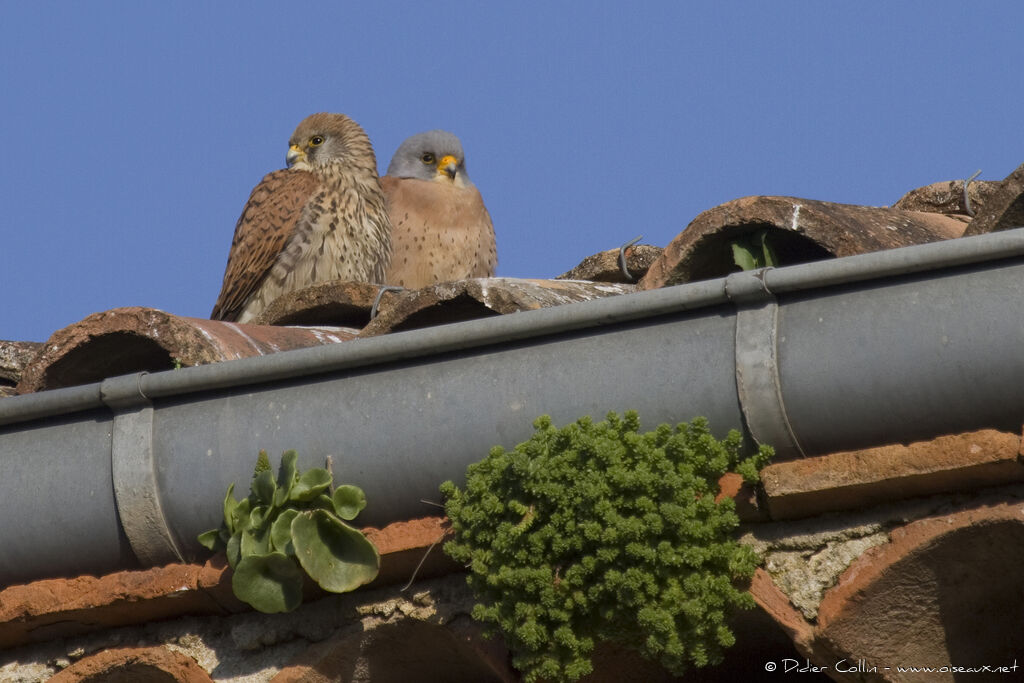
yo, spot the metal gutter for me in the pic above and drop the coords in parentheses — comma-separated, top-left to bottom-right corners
(2, 227, 1024, 585)
(5, 228, 1024, 427)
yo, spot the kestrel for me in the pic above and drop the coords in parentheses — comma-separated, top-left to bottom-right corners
(211, 113, 392, 323)
(381, 130, 496, 289)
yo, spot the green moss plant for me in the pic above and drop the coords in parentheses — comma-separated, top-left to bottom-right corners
(441, 411, 773, 682)
(198, 450, 379, 613)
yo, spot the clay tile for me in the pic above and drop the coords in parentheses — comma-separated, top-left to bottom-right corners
(815, 502, 1024, 675)
(359, 277, 635, 337)
(0, 562, 228, 649)
(717, 472, 769, 523)
(962, 162, 1024, 236)
(557, 244, 664, 283)
(0, 340, 42, 397)
(16, 306, 356, 394)
(271, 618, 518, 683)
(747, 568, 819, 662)
(362, 516, 460, 586)
(639, 196, 969, 290)
(892, 178, 1001, 215)
(47, 645, 214, 683)
(254, 279, 393, 329)
(760, 429, 1024, 520)
(0, 517, 458, 650)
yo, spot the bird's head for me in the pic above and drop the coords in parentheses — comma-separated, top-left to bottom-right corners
(286, 112, 377, 172)
(385, 130, 473, 188)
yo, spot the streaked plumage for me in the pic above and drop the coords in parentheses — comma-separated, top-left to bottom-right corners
(211, 113, 392, 322)
(382, 130, 496, 289)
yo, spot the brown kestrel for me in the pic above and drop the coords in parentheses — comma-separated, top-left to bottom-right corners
(211, 113, 392, 322)
(381, 130, 496, 289)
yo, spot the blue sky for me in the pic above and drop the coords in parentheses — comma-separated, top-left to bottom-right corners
(2, 2, 1022, 343)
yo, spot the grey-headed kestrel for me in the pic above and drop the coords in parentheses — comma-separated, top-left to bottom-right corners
(211, 113, 392, 322)
(381, 130, 496, 289)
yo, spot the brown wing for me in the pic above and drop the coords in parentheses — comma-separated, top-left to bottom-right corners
(211, 169, 319, 321)
(382, 176, 496, 289)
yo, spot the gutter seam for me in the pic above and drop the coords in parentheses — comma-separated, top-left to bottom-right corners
(728, 270, 807, 458)
(102, 373, 185, 566)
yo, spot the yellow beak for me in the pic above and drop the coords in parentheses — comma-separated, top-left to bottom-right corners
(437, 155, 458, 180)
(286, 144, 306, 168)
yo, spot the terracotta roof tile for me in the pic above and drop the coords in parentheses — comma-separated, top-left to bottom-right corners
(359, 277, 635, 337)
(892, 178, 1001, 215)
(0, 560, 232, 650)
(717, 472, 769, 523)
(815, 498, 1024, 675)
(639, 196, 968, 289)
(0, 517, 453, 650)
(0, 340, 41, 397)
(760, 429, 1024, 520)
(269, 617, 517, 683)
(47, 646, 215, 683)
(253, 279, 385, 329)
(748, 568, 817, 659)
(15, 306, 356, 393)
(963, 162, 1024, 235)
(557, 244, 663, 283)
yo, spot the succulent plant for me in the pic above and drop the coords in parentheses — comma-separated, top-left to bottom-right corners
(198, 450, 379, 613)
(442, 412, 773, 682)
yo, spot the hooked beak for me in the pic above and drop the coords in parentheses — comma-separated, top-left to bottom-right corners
(286, 144, 306, 168)
(437, 154, 458, 181)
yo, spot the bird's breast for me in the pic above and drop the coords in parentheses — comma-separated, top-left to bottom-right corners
(266, 171, 391, 294)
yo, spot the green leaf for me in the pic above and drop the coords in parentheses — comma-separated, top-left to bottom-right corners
(332, 485, 367, 521)
(222, 482, 238, 534)
(250, 505, 269, 529)
(271, 509, 300, 556)
(240, 523, 272, 558)
(251, 469, 276, 506)
(759, 229, 778, 267)
(226, 531, 242, 569)
(731, 241, 758, 271)
(308, 494, 335, 511)
(197, 528, 222, 551)
(231, 552, 304, 613)
(290, 468, 332, 502)
(732, 229, 777, 271)
(231, 498, 252, 533)
(291, 510, 379, 593)
(274, 450, 299, 508)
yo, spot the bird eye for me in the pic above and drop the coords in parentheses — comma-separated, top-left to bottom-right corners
(309, 136, 325, 146)
(420, 153, 435, 165)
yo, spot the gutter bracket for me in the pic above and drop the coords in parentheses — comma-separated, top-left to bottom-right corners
(101, 372, 185, 566)
(726, 271, 806, 459)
